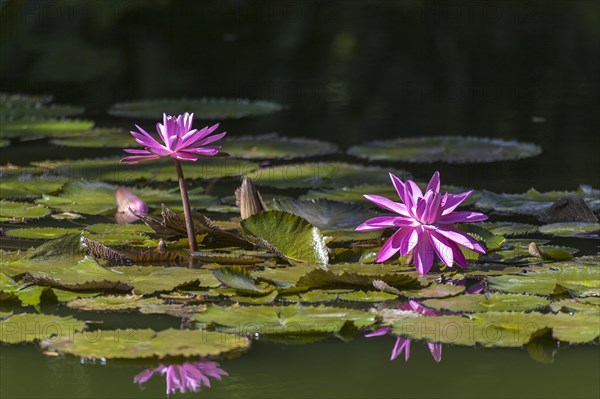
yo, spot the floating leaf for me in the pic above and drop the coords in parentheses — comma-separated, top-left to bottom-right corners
(475, 186, 600, 216)
(347, 136, 542, 163)
(479, 222, 539, 236)
(49, 128, 132, 148)
(0, 313, 86, 343)
(222, 134, 338, 159)
(400, 284, 466, 298)
(0, 176, 69, 199)
(46, 328, 249, 359)
(212, 267, 274, 295)
(538, 222, 600, 237)
(549, 299, 600, 315)
(66, 295, 163, 311)
(271, 198, 376, 230)
(194, 304, 375, 334)
(109, 98, 283, 120)
(422, 293, 549, 313)
(296, 268, 417, 290)
(0, 119, 94, 138)
(0, 102, 83, 121)
(37, 181, 218, 215)
(0, 139, 9, 148)
(0, 200, 50, 222)
(540, 195, 598, 223)
(240, 210, 329, 267)
(246, 162, 411, 189)
(6, 227, 82, 239)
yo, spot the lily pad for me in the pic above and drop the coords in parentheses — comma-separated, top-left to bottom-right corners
(0, 139, 8, 147)
(0, 176, 69, 198)
(479, 222, 539, 236)
(6, 227, 82, 239)
(347, 136, 542, 163)
(46, 328, 250, 359)
(49, 128, 132, 148)
(0, 200, 51, 221)
(221, 134, 338, 159)
(0, 103, 83, 121)
(240, 210, 329, 267)
(109, 98, 283, 120)
(246, 162, 412, 189)
(0, 119, 94, 138)
(400, 284, 466, 298)
(66, 295, 163, 311)
(194, 304, 375, 334)
(475, 186, 600, 216)
(0, 313, 86, 343)
(538, 222, 600, 237)
(37, 181, 218, 215)
(422, 293, 549, 313)
(271, 198, 376, 230)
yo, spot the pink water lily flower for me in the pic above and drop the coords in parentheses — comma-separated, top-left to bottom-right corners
(134, 361, 228, 396)
(366, 300, 442, 362)
(356, 171, 488, 274)
(121, 112, 226, 164)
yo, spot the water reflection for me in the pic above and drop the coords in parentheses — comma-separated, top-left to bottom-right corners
(134, 361, 228, 396)
(366, 300, 442, 362)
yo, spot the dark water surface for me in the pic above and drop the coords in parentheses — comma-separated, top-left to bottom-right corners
(1, 1, 599, 398)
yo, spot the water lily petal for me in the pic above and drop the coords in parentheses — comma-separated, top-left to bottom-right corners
(399, 227, 419, 256)
(437, 211, 488, 224)
(375, 228, 407, 262)
(429, 230, 454, 268)
(427, 342, 443, 362)
(414, 231, 435, 274)
(363, 194, 410, 216)
(365, 326, 391, 337)
(426, 171, 441, 193)
(356, 216, 400, 231)
(450, 242, 468, 268)
(440, 191, 473, 215)
(434, 225, 487, 254)
(391, 337, 411, 361)
(121, 154, 161, 164)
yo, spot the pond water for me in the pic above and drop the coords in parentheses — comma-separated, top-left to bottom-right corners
(1, 1, 599, 398)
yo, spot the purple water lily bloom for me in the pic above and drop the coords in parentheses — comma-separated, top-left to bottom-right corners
(121, 113, 226, 164)
(356, 171, 488, 274)
(366, 300, 442, 362)
(134, 361, 228, 396)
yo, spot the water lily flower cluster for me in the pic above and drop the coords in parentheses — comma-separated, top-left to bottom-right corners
(121, 112, 226, 251)
(134, 361, 228, 396)
(366, 300, 442, 362)
(356, 171, 488, 274)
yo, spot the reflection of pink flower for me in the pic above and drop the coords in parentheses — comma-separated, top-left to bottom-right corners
(114, 186, 148, 224)
(134, 361, 228, 395)
(356, 171, 488, 274)
(121, 113, 226, 164)
(365, 300, 442, 362)
(447, 278, 485, 294)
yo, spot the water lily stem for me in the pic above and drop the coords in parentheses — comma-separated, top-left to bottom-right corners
(174, 159, 198, 252)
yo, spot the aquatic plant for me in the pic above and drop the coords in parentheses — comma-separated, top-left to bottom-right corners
(356, 171, 488, 274)
(121, 113, 226, 251)
(134, 361, 228, 395)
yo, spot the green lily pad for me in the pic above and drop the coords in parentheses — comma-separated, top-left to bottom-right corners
(6, 227, 82, 239)
(538, 222, 600, 237)
(46, 157, 259, 182)
(240, 210, 329, 267)
(221, 134, 338, 159)
(0, 103, 83, 121)
(46, 328, 250, 359)
(0, 119, 95, 138)
(212, 266, 275, 295)
(347, 136, 542, 163)
(0, 176, 69, 198)
(284, 289, 398, 303)
(246, 162, 412, 189)
(37, 181, 218, 215)
(549, 299, 600, 315)
(271, 198, 376, 230)
(66, 295, 163, 311)
(251, 265, 316, 288)
(0, 200, 51, 221)
(296, 268, 417, 290)
(475, 186, 600, 216)
(49, 128, 132, 148)
(0, 274, 48, 306)
(0, 93, 51, 107)
(194, 304, 375, 334)
(0, 139, 9, 147)
(423, 293, 549, 313)
(400, 283, 466, 298)
(0, 313, 86, 343)
(109, 98, 283, 120)
(479, 222, 539, 236)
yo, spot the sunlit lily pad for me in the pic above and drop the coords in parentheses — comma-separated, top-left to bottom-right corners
(0, 313, 86, 343)
(284, 289, 398, 303)
(479, 222, 539, 236)
(0, 176, 69, 198)
(0, 139, 8, 148)
(0, 102, 83, 121)
(538, 222, 600, 237)
(422, 293, 549, 313)
(549, 299, 600, 315)
(45, 157, 259, 182)
(347, 136, 542, 163)
(400, 284, 466, 298)
(37, 181, 218, 214)
(0, 119, 95, 138)
(6, 227, 82, 239)
(475, 186, 600, 216)
(109, 98, 283, 120)
(0, 200, 51, 221)
(222, 134, 338, 159)
(240, 210, 329, 267)
(271, 198, 376, 230)
(247, 162, 411, 189)
(194, 304, 375, 334)
(49, 128, 132, 148)
(66, 295, 163, 311)
(46, 328, 250, 359)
